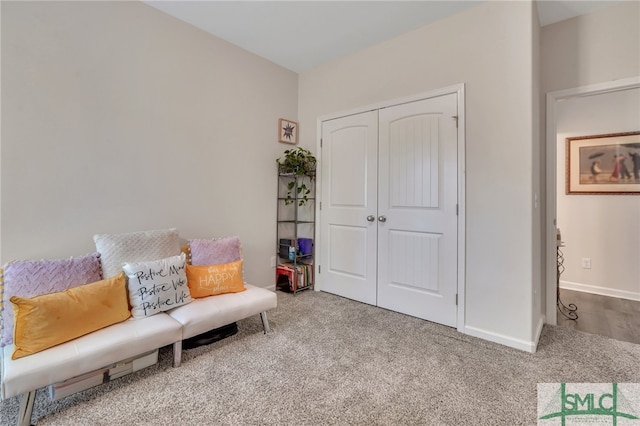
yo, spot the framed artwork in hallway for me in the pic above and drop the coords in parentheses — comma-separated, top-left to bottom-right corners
(566, 131, 640, 195)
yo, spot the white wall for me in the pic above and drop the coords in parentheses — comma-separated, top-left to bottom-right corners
(299, 1, 537, 350)
(1, 1, 299, 287)
(542, 1, 640, 93)
(556, 88, 640, 300)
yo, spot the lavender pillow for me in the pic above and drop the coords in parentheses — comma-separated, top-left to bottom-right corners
(1, 252, 103, 346)
(189, 237, 242, 266)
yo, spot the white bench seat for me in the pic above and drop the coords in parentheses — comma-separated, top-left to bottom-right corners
(2, 284, 277, 426)
(1, 312, 182, 400)
(168, 284, 277, 342)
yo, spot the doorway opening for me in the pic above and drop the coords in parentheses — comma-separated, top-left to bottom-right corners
(545, 76, 640, 344)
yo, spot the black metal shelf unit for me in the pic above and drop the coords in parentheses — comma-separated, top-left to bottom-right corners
(275, 173, 315, 294)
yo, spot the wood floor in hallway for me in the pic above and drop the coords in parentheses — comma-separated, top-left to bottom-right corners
(557, 288, 640, 345)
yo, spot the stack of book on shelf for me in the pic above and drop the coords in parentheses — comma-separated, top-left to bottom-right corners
(276, 262, 313, 292)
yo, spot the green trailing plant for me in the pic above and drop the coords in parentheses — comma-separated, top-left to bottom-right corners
(276, 147, 317, 206)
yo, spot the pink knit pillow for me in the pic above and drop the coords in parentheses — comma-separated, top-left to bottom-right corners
(189, 237, 242, 266)
(1, 252, 102, 346)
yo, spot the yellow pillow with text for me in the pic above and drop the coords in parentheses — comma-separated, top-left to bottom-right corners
(186, 260, 245, 298)
(10, 272, 130, 359)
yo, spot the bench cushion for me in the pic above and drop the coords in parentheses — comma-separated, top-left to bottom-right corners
(1, 312, 182, 399)
(167, 284, 277, 340)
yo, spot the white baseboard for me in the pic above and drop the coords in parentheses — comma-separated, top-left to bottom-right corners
(560, 280, 640, 301)
(464, 325, 537, 353)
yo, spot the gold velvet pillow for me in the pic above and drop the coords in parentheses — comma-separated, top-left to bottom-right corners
(10, 272, 131, 359)
(186, 260, 245, 298)
(181, 244, 192, 265)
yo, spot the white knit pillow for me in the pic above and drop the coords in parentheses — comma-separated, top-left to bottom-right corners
(94, 228, 181, 278)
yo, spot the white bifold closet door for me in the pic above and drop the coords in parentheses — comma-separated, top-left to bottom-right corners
(320, 94, 458, 327)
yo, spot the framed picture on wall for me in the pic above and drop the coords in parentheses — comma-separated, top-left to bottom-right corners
(566, 131, 640, 195)
(278, 118, 298, 145)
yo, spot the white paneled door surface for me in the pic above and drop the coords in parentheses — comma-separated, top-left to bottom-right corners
(377, 95, 458, 327)
(320, 93, 458, 327)
(320, 111, 378, 305)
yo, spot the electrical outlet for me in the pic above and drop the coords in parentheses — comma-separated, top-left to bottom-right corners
(581, 258, 591, 269)
(270, 256, 276, 268)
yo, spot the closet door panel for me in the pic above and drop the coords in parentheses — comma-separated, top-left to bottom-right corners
(378, 94, 458, 327)
(319, 111, 378, 305)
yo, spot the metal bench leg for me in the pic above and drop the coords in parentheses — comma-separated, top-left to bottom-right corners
(260, 311, 271, 334)
(173, 340, 182, 368)
(17, 390, 36, 426)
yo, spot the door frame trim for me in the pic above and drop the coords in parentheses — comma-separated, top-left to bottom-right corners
(545, 76, 640, 325)
(315, 84, 467, 333)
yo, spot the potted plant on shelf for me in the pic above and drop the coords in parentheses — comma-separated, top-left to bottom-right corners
(276, 147, 317, 206)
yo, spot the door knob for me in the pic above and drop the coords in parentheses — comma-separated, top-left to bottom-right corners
(378, 215, 387, 222)
(367, 215, 375, 222)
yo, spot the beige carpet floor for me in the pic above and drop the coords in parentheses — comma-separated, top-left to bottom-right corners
(1, 290, 639, 425)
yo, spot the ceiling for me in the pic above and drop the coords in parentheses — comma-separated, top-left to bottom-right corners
(144, 1, 622, 73)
